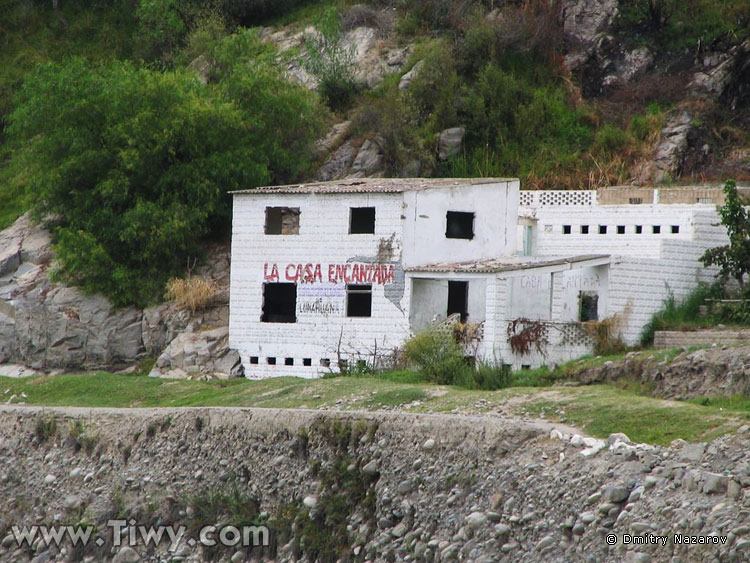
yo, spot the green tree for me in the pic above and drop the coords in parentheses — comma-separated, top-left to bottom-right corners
(701, 179, 750, 291)
(8, 53, 320, 306)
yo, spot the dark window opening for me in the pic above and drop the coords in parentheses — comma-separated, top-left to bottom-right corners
(265, 207, 300, 235)
(346, 284, 372, 317)
(303, 358, 312, 367)
(320, 358, 331, 368)
(284, 357, 294, 366)
(629, 197, 643, 205)
(580, 225, 589, 234)
(249, 356, 259, 365)
(635, 225, 643, 234)
(579, 292, 599, 322)
(261, 283, 297, 323)
(338, 359, 348, 371)
(267, 357, 276, 365)
(349, 207, 376, 234)
(446, 211, 475, 239)
(356, 360, 368, 371)
(617, 225, 625, 234)
(563, 225, 572, 234)
(652, 225, 661, 234)
(521, 364, 531, 371)
(671, 225, 680, 234)
(599, 225, 607, 234)
(447, 280, 469, 322)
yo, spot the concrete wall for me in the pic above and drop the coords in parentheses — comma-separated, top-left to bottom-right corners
(402, 180, 518, 267)
(229, 191, 411, 378)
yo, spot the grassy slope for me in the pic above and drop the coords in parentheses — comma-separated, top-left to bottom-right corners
(2, 370, 747, 446)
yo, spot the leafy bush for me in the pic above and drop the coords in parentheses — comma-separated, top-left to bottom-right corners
(9, 47, 322, 307)
(402, 329, 467, 385)
(165, 277, 218, 312)
(403, 329, 512, 390)
(303, 7, 359, 111)
(639, 284, 716, 345)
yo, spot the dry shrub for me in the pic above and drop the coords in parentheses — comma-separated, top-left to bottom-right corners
(165, 277, 218, 313)
(341, 4, 392, 34)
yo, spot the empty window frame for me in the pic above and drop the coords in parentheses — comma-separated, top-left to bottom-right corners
(579, 292, 599, 322)
(261, 283, 297, 323)
(635, 225, 643, 234)
(265, 207, 300, 235)
(249, 356, 259, 365)
(284, 357, 294, 366)
(652, 225, 661, 234)
(562, 225, 572, 234)
(671, 225, 680, 234)
(267, 357, 277, 365)
(446, 211, 475, 239)
(617, 225, 626, 234)
(303, 358, 312, 366)
(629, 197, 643, 204)
(346, 284, 372, 317)
(349, 207, 376, 234)
(580, 225, 590, 234)
(320, 358, 331, 368)
(599, 225, 607, 234)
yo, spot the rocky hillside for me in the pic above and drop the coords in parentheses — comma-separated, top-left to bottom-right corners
(1, 406, 750, 562)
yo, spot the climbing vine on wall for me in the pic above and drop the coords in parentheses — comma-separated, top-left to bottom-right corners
(506, 318, 548, 356)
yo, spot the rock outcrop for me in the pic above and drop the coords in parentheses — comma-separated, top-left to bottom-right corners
(0, 214, 231, 374)
(148, 326, 243, 379)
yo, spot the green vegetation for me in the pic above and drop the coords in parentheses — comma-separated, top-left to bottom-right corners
(3, 354, 749, 445)
(402, 328, 511, 390)
(8, 31, 322, 307)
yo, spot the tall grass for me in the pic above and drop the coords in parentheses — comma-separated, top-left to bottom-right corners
(640, 285, 715, 346)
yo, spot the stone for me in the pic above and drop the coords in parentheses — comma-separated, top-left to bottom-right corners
(398, 60, 423, 90)
(349, 138, 385, 178)
(43, 474, 56, 484)
(536, 534, 555, 551)
(112, 547, 141, 563)
(602, 485, 630, 503)
(465, 512, 487, 530)
(397, 480, 414, 494)
(608, 433, 631, 446)
(362, 460, 379, 475)
(438, 127, 465, 161)
(149, 326, 242, 379)
(422, 439, 436, 451)
(702, 472, 728, 495)
(679, 443, 705, 462)
(187, 55, 211, 85)
(628, 486, 645, 503)
(303, 495, 318, 508)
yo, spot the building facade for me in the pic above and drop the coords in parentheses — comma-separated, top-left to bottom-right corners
(229, 179, 727, 377)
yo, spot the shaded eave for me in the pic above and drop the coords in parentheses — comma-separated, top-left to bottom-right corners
(406, 254, 611, 275)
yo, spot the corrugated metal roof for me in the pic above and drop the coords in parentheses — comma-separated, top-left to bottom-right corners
(230, 177, 516, 195)
(406, 254, 610, 274)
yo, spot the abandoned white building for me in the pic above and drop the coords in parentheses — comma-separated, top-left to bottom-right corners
(228, 179, 727, 378)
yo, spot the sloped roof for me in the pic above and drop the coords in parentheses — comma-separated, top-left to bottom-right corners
(406, 254, 610, 274)
(230, 177, 516, 195)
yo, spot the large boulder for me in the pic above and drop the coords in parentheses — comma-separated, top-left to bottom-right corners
(148, 326, 243, 379)
(438, 127, 465, 160)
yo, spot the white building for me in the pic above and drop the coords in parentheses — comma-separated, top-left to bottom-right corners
(228, 179, 727, 377)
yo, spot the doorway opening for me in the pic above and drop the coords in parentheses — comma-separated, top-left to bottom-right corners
(447, 281, 469, 322)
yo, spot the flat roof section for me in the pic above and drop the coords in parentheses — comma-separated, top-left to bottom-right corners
(230, 177, 517, 195)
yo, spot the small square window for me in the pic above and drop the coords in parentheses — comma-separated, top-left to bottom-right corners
(652, 225, 661, 234)
(349, 207, 376, 234)
(580, 225, 589, 234)
(284, 357, 294, 366)
(261, 283, 297, 323)
(599, 225, 607, 234)
(446, 211, 475, 239)
(249, 356, 259, 365)
(635, 225, 643, 234)
(671, 225, 680, 234)
(562, 225, 572, 234)
(267, 357, 276, 365)
(303, 358, 312, 366)
(629, 197, 643, 204)
(346, 284, 372, 317)
(320, 358, 331, 368)
(521, 364, 531, 371)
(617, 225, 625, 234)
(265, 207, 300, 235)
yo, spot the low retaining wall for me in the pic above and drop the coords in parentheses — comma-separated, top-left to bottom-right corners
(654, 329, 750, 349)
